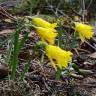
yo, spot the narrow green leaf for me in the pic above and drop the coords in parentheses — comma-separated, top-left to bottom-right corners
(10, 29, 20, 80)
(20, 46, 37, 81)
(57, 24, 63, 48)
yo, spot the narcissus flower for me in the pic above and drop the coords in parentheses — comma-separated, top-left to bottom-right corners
(32, 17, 57, 29)
(74, 22, 94, 42)
(45, 44, 73, 70)
(36, 27, 57, 45)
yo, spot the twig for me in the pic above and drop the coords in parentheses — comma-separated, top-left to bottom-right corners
(77, 48, 91, 53)
(75, 83, 96, 87)
(85, 41, 96, 51)
(0, 6, 17, 21)
(86, 0, 93, 9)
(70, 74, 84, 79)
(69, 7, 82, 17)
(92, 37, 96, 43)
(45, 0, 58, 17)
(73, 48, 80, 56)
(81, 0, 86, 22)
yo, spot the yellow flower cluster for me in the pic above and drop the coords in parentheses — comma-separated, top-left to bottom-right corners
(32, 18, 57, 45)
(74, 22, 94, 42)
(31, 17, 73, 70)
(30, 17, 94, 71)
(45, 44, 73, 70)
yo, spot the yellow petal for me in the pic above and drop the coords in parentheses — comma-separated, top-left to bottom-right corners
(79, 33, 85, 42)
(47, 55, 57, 70)
(36, 27, 57, 45)
(51, 23, 57, 29)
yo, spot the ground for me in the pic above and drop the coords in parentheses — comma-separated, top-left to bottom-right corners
(0, 1, 96, 96)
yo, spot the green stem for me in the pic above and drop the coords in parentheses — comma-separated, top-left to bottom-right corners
(20, 46, 37, 81)
(58, 24, 63, 48)
(40, 52, 44, 64)
(56, 68, 62, 80)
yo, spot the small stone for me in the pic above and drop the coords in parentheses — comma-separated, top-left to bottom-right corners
(0, 64, 9, 78)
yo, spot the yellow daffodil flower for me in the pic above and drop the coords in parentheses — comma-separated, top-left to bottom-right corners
(36, 27, 57, 45)
(45, 44, 73, 70)
(32, 17, 57, 29)
(74, 22, 94, 42)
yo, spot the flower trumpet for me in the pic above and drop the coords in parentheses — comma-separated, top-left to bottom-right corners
(74, 22, 94, 42)
(36, 27, 57, 45)
(45, 44, 73, 70)
(32, 17, 57, 29)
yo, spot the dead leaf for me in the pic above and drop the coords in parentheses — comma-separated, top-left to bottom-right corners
(88, 52, 96, 59)
(0, 29, 14, 36)
(70, 73, 84, 79)
(79, 69, 93, 75)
